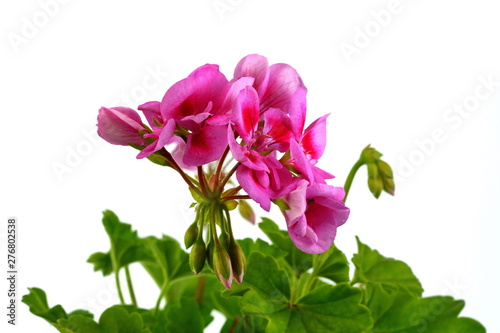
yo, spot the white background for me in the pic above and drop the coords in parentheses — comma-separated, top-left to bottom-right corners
(1, 0, 499, 332)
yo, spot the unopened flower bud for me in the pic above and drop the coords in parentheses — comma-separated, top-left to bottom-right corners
(238, 200, 256, 224)
(184, 222, 199, 249)
(228, 241, 246, 284)
(368, 177, 383, 199)
(360, 145, 382, 162)
(219, 231, 230, 251)
(189, 239, 206, 275)
(213, 243, 233, 289)
(382, 177, 395, 196)
(376, 160, 392, 177)
(206, 240, 214, 270)
(367, 162, 379, 179)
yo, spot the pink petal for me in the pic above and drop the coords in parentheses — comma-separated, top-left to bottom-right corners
(260, 63, 305, 112)
(228, 125, 248, 163)
(262, 108, 292, 152)
(289, 139, 314, 182)
(232, 87, 260, 144)
(306, 183, 346, 203)
(207, 114, 232, 126)
(301, 114, 329, 163)
(283, 179, 308, 227)
(233, 54, 269, 97)
(236, 166, 271, 211)
(220, 76, 255, 113)
(160, 64, 230, 120)
(288, 88, 307, 140)
(138, 101, 162, 128)
(136, 118, 176, 159)
(183, 125, 228, 166)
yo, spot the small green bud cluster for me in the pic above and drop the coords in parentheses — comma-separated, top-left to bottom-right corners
(184, 202, 246, 289)
(361, 145, 395, 198)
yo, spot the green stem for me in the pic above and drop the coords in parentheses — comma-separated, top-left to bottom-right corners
(124, 266, 137, 307)
(301, 272, 318, 298)
(114, 269, 125, 305)
(343, 159, 364, 203)
(195, 275, 206, 304)
(219, 162, 241, 192)
(154, 281, 168, 315)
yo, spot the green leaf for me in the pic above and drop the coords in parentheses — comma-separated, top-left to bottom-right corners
(99, 306, 149, 333)
(88, 211, 154, 278)
(312, 243, 350, 283)
(373, 293, 486, 332)
(352, 237, 423, 297)
(102, 210, 153, 268)
(68, 309, 95, 319)
(220, 315, 268, 333)
(258, 218, 313, 276)
(58, 315, 100, 333)
(87, 252, 113, 276)
(141, 235, 192, 288)
(290, 284, 372, 333)
(22, 287, 68, 324)
(352, 237, 424, 322)
(237, 238, 288, 260)
(228, 253, 372, 333)
(165, 298, 205, 333)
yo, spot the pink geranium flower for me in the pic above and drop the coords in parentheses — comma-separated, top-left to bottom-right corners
(283, 180, 350, 254)
(157, 64, 253, 166)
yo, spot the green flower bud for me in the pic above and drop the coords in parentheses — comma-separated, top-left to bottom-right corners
(184, 222, 199, 249)
(219, 231, 230, 251)
(228, 240, 246, 284)
(376, 160, 393, 179)
(360, 144, 382, 163)
(367, 162, 379, 179)
(382, 177, 395, 195)
(368, 177, 383, 199)
(189, 239, 206, 275)
(238, 200, 256, 224)
(206, 240, 214, 270)
(213, 243, 233, 289)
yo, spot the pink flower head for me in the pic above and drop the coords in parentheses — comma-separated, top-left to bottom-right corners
(97, 107, 149, 146)
(283, 180, 350, 254)
(142, 64, 253, 166)
(233, 54, 306, 114)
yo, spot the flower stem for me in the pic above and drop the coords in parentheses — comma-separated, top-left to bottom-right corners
(219, 162, 241, 192)
(228, 316, 241, 333)
(214, 146, 230, 189)
(222, 195, 250, 201)
(195, 275, 206, 304)
(154, 281, 168, 315)
(343, 159, 364, 203)
(198, 166, 209, 197)
(124, 266, 137, 307)
(115, 270, 125, 305)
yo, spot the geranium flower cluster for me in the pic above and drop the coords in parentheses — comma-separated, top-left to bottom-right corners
(97, 54, 350, 288)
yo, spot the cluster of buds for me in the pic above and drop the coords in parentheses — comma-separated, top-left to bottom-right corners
(97, 54, 350, 288)
(360, 145, 396, 198)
